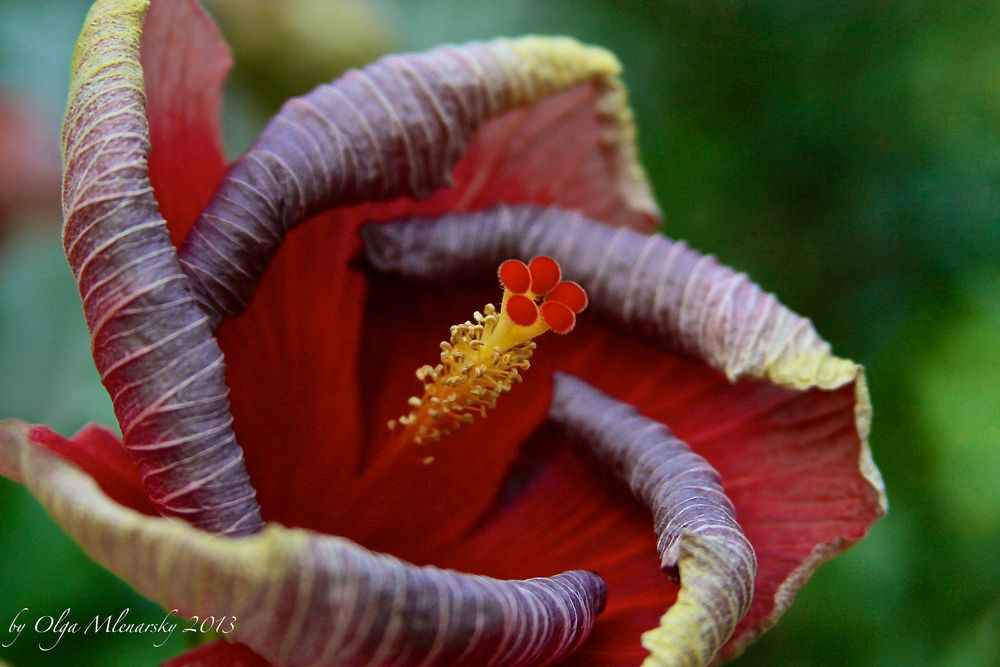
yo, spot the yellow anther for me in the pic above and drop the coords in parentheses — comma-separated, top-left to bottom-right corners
(390, 256, 587, 447)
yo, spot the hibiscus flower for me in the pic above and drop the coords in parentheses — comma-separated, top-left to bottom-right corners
(0, 0, 885, 665)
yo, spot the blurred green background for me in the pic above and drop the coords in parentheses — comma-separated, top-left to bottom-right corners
(1, 0, 998, 664)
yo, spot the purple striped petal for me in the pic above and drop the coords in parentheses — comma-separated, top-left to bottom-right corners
(178, 38, 657, 327)
(360, 204, 865, 393)
(60, 0, 262, 534)
(0, 420, 605, 667)
(549, 374, 756, 665)
(360, 204, 886, 660)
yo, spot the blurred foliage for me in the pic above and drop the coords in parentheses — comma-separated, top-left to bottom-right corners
(1, 0, 999, 665)
(206, 0, 397, 105)
(917, 271, 1000, 539)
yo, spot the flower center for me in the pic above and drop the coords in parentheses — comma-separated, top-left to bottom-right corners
(389, 256, 588, 447)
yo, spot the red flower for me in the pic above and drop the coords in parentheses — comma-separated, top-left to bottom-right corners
(0, 1, 885, 665)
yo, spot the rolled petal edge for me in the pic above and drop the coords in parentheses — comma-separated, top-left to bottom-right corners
(178, 36, 658, 325)
(0, 419, 606, 667)
(362, 205, 888, 659)
(361, 206, 885, 499)
(61, 0, 262, 534)
(550, 374, 756, 666)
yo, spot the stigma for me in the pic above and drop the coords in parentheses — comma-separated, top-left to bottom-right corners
(389, 256, 588, 446)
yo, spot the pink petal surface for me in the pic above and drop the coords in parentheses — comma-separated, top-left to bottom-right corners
(141, 0, 231, 244)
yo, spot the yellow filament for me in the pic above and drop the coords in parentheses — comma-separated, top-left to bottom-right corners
(389, 301, 547, 446)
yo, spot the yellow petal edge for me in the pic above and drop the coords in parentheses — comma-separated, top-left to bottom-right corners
(495, 35, 658, 224)
(0, 420, 308, 664)
(642, 358, 884, 666)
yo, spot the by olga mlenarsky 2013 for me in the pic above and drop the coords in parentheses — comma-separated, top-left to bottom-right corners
(2, 606, 236, 652)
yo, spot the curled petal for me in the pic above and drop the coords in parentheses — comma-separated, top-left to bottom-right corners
(361, 204, 884, 495)
(361, 205, 886, 654)
(362, 204, 869, 392)
(178, 37, 658, 326)
(550, 374, 756, 666)
(61, 0, 261, 533)
(0, 420, 606, 667)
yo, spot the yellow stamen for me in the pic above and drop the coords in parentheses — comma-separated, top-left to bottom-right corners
(389, 302, 537, 445)
(388, 256, 587, 447)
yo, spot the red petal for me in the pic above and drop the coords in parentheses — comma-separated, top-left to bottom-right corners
(219, 213, 535, 550)
(550, 374, 756, 665)
(529, 255, 562, 295)
(29, 424, 154, 515)
(537, 324, 881, 658)
(547, 280, 589, 313)
(217, 237, 549, 560)
(355, 211, 883, 659)
(498, 258, 531, 293)
(447, 84, 657, 229)
(218, 229, 877, 661)
(432, 437, 672, 665)
(141, 0, 231, 245)
(188, 55, 663, 521)
(212, 80, 662, 541)
(316, 277, 553, 562)
(219, 272, 548, 574)
(63, 0, 262, 534)
(178, 41, 659, 327)
(389, 321, 877, 663)
(205, 54, 664, 533)
(164, 639, 270, 667)
(215, 212, 367, 525)
(326, 86, 654, 228)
